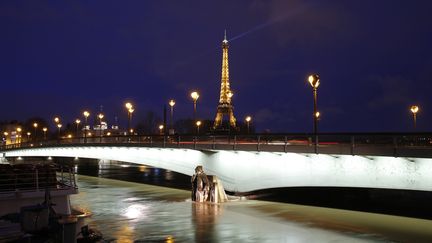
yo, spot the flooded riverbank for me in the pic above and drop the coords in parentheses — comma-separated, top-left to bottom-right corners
(71, 175, 432, 242)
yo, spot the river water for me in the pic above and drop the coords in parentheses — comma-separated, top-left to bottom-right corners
(71, 174, 432, 242)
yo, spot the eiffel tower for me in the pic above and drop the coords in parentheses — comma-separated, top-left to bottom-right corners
(213, 30, 237, 129)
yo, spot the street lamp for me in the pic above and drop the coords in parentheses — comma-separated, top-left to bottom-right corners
(75, 119, 81, 137)
(3, 132, 8, 145)
(42, 127, 48, 140)
(308, 74, 320, 153)
(54, 117, 60, 124)
(98, 113, 104, 142)
(190, 91, 199, 121)
(196, 120, 202, 135)
(125, 102, 134, 135)
(245, 116, 252, 134)
(158, 125, 164, 135)
(410, 105, 419, 129)
(83, 111, 90, 143)
(57, 124, 62, 139)
(169, 99, 175, 132)
(16, 127, 22, 144)
(33, 123, 38, 141)
(26, 132, 31, 142)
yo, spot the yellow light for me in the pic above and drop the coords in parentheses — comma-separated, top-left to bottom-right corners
(129, 129, 134, 133)
(4, 132, 8, 136)
(83, 111, 90, 118)
(75, 119, 81, 124)
(125, 102, 133, 109)
(98, 113, 104, 119)
(54, 117, 60, 123)
(228, 91, 233, 98)
(67, 134, 72, 138)
(43, 127, 48, 132)
(128, 108, 134, 114)
(196, 121, 202, 126)
(33, 123, 38, 128)
(308, 74, 320, 88)
(315, 111, 320, 118)
(169, 99, 176, 107)
(166, 235, 175, 243)
(88, 132, 92, 136)
(245, 116, 251, 122)
(410, 105, 419, 114)
(107, 132, 111, 136)
(139, 165, 147, 172)
(159, 125, 164, 130)
(17, 127, 22, 132)
(27, 132, 31, 136)
(190, 91, 199, 101)
(57, 124, 62, 128)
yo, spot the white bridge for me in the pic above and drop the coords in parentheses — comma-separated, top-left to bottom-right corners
(2, 133, 432, 193)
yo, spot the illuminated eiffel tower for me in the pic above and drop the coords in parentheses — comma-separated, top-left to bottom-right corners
(213, 30, 237, 129)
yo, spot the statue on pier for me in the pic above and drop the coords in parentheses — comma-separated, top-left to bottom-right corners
(191, 166, 228, 203)
(191, 166, 210, 202)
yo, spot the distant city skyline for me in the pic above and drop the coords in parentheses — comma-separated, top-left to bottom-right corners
(2, 1, 432, 132)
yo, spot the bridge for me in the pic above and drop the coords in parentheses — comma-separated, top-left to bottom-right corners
(2, 133, 432, 193)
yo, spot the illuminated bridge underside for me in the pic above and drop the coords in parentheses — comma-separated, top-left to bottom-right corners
(4, 147, 432, 192)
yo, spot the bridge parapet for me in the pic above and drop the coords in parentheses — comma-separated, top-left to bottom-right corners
(1, 133, 432, 158)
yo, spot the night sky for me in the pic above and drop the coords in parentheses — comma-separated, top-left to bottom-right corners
(2, 1, 432, 133)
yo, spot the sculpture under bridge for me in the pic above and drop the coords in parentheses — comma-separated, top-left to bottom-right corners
(3, 145, 432, 193)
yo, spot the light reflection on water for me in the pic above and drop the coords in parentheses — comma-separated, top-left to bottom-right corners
(71, 175, 385, 242)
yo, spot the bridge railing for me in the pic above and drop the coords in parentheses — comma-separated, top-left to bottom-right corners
(1, 133, 432, 158)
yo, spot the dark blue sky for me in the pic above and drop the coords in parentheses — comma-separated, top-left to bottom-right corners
(2, 0, 432, 132)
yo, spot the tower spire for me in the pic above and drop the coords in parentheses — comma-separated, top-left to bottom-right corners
(213, 30, 237, 130)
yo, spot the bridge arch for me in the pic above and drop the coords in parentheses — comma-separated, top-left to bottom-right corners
(3, 146, 432, 192)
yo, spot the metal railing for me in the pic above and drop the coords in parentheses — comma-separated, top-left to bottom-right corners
(1, 133, 432, 158)
(0, 164, 77, 194)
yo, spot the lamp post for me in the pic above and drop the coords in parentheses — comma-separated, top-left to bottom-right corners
(57, 124, 62, 140)
(75, 119, 81, 138)
(33, 123, 38, 141)
(98, 113, 104, 142)
(308, 74, 320, 153)
(245, 116, 252, 134)
(410, 105, 419, 130)
(158, 125, 164, 135)
(42, 127, 47, 140)
(3, 132, 8, 145)
(169, 99, 175, 132)
(16, 127, 22, 144)
(26, 132, 31, 142)
(196, 120, 202, 135)
(190, 91, 199, 122)
(83, 111, 90, 143)
(125, 102, 134, 135)
(54, 117, 60, 124)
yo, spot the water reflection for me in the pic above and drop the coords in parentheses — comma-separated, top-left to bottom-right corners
(122, 203, 149, 220)
(192, 203, 222, 242)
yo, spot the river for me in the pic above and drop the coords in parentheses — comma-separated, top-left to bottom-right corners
(71, 174, 432, 242)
